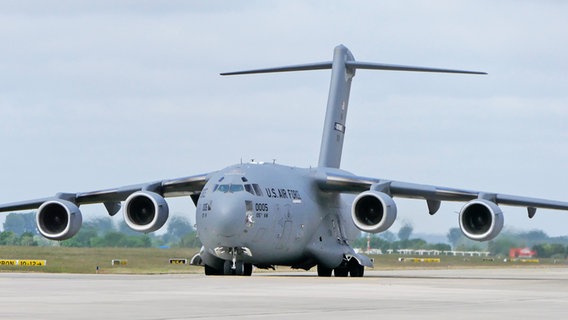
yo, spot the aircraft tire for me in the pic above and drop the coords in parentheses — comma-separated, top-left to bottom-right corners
(223, 260, 233, 275)
(234, 261, 245, 275)
(333, 267, 349, 277)
(222, 260, 247, 275)
(317, 265, 332, 277)
(243, 263, 253, 276)
(348, 262, 364, 277)
(204, 264, 222, 276)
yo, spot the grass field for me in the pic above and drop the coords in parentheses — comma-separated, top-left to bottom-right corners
(0, 246, 566, 274)
(0, 246, 202, 274)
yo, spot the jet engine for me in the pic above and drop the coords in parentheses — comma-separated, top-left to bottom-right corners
(124, 191, 169, 233)
(351, 191, 397, 233)
(36, 200, 82, 240)
(459, 199, 504, 241)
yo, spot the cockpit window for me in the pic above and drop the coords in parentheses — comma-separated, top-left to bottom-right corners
(215, 183, 261, 195)
(230, 184, 244, 193)
(217, 184, 230, 193)
(252, 184, 263, 196)
(216, 184, 245, 193)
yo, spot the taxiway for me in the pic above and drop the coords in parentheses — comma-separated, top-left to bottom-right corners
(1, 268, 567, 319)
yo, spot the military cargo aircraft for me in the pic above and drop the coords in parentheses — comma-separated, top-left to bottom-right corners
(2, 45, 568, 277)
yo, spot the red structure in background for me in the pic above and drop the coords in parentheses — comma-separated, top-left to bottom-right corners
(509, 247, 536, 258)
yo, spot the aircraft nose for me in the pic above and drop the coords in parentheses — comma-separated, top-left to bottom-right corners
(210, 196, 246, 238)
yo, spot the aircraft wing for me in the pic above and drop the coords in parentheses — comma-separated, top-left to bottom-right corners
(317, 170, 568, 216)
(0, 172, 212, 215)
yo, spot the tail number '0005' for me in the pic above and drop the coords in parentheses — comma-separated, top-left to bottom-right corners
(255, 203, 269, 218)
(255, 203, 268, 211)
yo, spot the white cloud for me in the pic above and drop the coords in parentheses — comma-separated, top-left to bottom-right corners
(1, 0, 567, 236)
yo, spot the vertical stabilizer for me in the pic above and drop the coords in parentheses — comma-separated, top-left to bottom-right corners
(317, 45, 355, 168)
(221, 45, 485, 169)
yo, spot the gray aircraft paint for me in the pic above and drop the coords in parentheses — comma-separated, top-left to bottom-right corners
(318, 45, 354, 168)
(1, 45, 568, 277)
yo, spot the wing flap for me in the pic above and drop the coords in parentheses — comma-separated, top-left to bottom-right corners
(317, 170, 477, 201)
(76, 183, 150, 204)
(0, 197, 53, 212)
(0, 173, 211, 214)
(318, 170, 568, 212)
(75, 172, 211, 204)
(495, 194, 568, 211)
(161, 173, 210, 196)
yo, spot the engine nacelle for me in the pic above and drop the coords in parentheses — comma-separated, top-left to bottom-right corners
(351, 191, 397, 233)
(459, 199, 504, 241)
(124, 191, 169, 233)
(36, 200, 82, 240)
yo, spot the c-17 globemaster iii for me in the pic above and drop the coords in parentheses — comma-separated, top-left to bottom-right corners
(2, 45, 568, 277)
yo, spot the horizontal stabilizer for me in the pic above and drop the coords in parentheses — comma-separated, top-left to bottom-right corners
(347, 61, 487, 75)
(221, 61, 486, 76)
(220, 62, 332, 76)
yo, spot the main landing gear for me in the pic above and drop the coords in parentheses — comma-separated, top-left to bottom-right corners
(317, 260, 364, 277)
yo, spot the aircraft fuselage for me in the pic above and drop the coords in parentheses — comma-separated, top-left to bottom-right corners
(196, 162, 359, 270)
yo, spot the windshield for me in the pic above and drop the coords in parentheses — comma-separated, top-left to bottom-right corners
(216, 184, 244, 193)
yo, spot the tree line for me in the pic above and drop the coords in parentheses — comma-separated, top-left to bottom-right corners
(353, 223, 568, 259)
(0, 212, 201, 248)
(3, 213, 568, 258)
(447, 227, 568, 258)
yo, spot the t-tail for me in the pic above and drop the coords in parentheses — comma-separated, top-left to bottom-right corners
(221, 44, 486, 169)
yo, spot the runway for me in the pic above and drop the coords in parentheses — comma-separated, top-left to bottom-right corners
(1, 268, 567, 319)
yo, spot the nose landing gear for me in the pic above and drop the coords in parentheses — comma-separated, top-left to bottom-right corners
(202, 246, 254, 276)
(223, 260, 253, 276)
(228, 247, 253, 276)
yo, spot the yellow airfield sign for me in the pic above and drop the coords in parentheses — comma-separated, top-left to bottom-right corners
(0, 259, 47, 266)
(169, 258, 188, 265)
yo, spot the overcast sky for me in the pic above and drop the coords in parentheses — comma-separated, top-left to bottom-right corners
(1, 1, 567, 237)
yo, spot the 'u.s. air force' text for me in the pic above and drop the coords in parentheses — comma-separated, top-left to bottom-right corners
(264, 187, 302, 200)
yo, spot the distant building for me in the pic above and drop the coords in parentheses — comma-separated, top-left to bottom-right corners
(509, 248, 536, 258)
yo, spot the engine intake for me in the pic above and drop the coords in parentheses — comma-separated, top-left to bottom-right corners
(459, 199, 504, 241)
(36, 200, 82, 240)
(124, 191, 169, 233)
(351, 191, 397, 233)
